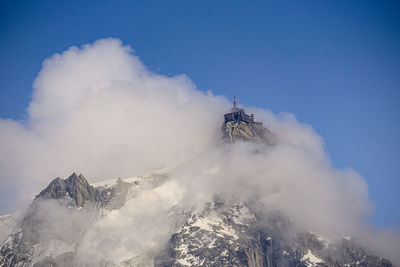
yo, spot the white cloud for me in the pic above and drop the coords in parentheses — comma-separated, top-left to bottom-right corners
(0, 38, 227, 211)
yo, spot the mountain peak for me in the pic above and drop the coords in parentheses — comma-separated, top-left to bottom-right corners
(222, 97, 277, 145)
(37, 173, 96, 207)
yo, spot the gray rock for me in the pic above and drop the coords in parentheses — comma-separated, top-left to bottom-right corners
(37, 173, 98, 207)
(222, 120, 277, 145)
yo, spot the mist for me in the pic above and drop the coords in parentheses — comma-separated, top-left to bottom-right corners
(0, 38, 399, 264)
(0, 38, 226, 212)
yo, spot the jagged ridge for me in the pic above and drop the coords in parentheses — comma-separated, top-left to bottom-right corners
(0, 173, 133, 266)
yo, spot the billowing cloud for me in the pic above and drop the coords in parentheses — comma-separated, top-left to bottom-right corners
(0, 38, 398, 264)
(0, 38, 227, 211)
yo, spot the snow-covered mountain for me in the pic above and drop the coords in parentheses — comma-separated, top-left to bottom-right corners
(0, 107, 395, 266)
(0, 171, 393, 266)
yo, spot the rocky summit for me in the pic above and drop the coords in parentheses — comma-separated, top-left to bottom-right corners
(221, 97, 277, 145)
(0, 103, 395, 266)
(222, 120, 277, 145)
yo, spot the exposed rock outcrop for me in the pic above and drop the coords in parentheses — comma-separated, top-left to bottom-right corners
(222, 120, 277, 145)
(37, 173, 98, 207)
(222, 97, 277, 145)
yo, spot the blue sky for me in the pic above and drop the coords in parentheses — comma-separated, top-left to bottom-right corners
(0, 0, 399, 228)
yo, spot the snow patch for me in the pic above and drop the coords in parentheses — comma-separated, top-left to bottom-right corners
(189, 212, 239, 240)
(176, 243, 202, 266)
(301, 250, 324, 266)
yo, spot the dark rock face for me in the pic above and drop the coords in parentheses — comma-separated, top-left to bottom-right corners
(37, 173, 98, 207)
(36, 173, 132, 210)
